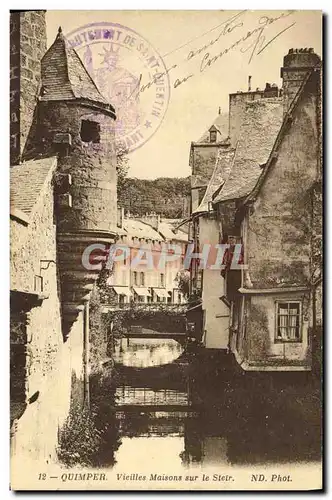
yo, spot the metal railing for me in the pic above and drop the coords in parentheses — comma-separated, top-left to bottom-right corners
(102, 302, 188, 313)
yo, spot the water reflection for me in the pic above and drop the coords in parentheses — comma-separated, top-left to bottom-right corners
(112, 338, 321, 469)
(59, 339, 321, 470)
(113, 338, 184, 368)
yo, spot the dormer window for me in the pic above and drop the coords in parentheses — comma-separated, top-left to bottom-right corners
(210, 130, 217, 142)
(80, 120, 100, 143)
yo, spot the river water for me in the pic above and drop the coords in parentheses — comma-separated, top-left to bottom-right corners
(104, 338, 322, 471)
(58, 337, 321, 474)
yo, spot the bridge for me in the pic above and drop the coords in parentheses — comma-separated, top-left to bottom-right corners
(102, 302, 188, 313)
(102, 302, 190, 343)
(125, 326, 187, 341)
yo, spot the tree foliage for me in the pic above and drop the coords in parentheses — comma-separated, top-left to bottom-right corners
(175, 270, 190, 299)
(118, 176, 190, 218)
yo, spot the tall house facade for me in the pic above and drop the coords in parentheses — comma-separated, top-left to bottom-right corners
(212, 48, 322, 371)
(106, 216, 188, 306)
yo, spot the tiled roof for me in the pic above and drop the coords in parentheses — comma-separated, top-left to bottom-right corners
(10, 157, 57, 217)
(213, 98, 283, 203)
(40, 27, 114, 112)
(158, 221, 188, 242)
(193, 146, 235, 214)
(123, 219, 163, 241)
(245, 66, 321, 205)
(196, 112, 229, 143)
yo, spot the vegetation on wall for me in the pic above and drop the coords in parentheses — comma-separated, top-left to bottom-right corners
(57, 369, 121, 468)
(118, 176, 190, 218)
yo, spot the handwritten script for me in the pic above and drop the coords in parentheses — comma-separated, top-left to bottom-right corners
(129, 10, 296, 98)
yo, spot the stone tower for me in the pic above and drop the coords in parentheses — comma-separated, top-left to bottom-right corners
(36, 27, 118, 337)
(10, 11, 47, 165)
(281, 48, 321, 115)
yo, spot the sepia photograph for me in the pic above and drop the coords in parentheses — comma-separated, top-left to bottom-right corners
(9, 9, 323, 491)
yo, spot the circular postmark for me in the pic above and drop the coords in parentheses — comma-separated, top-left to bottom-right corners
(65, 22, 170, 153)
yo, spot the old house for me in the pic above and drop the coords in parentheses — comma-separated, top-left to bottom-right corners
(10, 12, 118, 463)
(189, 49, 322, 371)
(106, 213, 188, 306)
(189, 84, 282, 350)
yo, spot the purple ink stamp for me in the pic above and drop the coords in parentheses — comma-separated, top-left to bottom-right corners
(66, 22, 170, 153)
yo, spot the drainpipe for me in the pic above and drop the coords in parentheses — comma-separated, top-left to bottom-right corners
(83, 300, 90, 408)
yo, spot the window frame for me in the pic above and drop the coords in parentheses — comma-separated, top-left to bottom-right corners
(210, 130, 217, 142)
(274, 300, 303, 343)
(80, 119, 101, 144)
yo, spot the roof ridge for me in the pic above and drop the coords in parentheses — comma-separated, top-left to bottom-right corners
(212, 97, 284, 205)
(193, 145, 235, 215)
(41, 27, 113, 111)
(52, 27, 75, 99)
(10, 157, 58, 223)
(244, 66, 319, 205)
(64, 36, 106, 103)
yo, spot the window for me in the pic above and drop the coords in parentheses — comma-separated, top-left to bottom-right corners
(276, 302, 302, 342)
(140, 272, 145, 286)
(160, 273, 165, 287)
(210, 130, 217, 142)
(133, 271, 138, 286)
(80, 120, 100, 143)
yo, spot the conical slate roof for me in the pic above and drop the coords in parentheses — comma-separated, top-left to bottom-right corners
(40, 27, 115, 113)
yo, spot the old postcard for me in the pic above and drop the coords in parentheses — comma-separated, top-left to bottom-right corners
(10, 9, 323, 491)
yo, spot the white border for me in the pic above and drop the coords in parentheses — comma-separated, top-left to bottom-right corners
(2, 3, 330, 499)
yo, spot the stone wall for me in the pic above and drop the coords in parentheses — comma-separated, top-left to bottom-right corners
(10, 11, 47, 164)
(281, 49, 321, 116)
(191, 146, 219, 184)
(247, 78, 319, 289)
(243, 292, 311, 367)
(228, 91, 264, 147)
(10, 12, 20, 165)
(10, 165, 85, 464)
(10, 164, 56, 293)
(234, 73, 320, 370)
(37, 101, 118, 232)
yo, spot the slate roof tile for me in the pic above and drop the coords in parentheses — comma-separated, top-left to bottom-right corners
(123, 219, 163, 241)
(213, 98, 283, 203)
(10, 157, 57, 216)
(40, 28, 114, 112)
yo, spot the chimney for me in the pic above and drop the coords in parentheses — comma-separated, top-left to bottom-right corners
(140, 213, 160, 231)
(263, 82, 279, 98)
(281, 48, 321, 115)
(248, 75, 252, 91)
